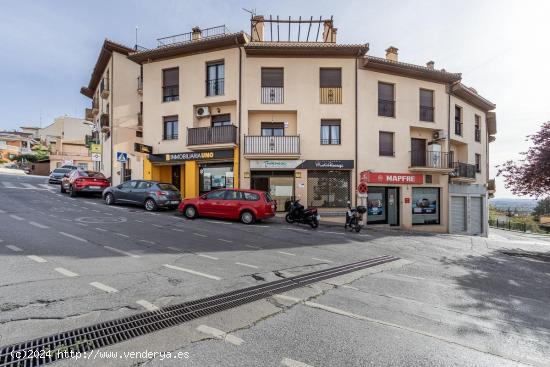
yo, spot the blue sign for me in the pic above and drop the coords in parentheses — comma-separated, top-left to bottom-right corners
(116, 152, 128, 162)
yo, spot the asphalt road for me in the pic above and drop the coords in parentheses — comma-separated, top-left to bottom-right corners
(0, 173, 549, 367)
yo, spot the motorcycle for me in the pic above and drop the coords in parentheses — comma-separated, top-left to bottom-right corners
(345, 201, 367, 233)
(285, 199, 320, 228)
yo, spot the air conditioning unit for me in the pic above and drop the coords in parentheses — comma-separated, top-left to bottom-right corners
(196, 106, 210, 118)
(432, 130, 447, 140)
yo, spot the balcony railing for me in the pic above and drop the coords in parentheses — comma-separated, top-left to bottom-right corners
(187, 125, 237, 146)
(157, 25, 229, 47)
(137, 76, 143, 94)
(100, 78, 110, 98)
(261, 87, 284, 104)
(454, 120, 463, 136)
(320, 87, 342, 104)
(410, 150, 451, 169)
(475, 129, 481, 142)
(244, 135, 300, 155)
(85, 108, 93, 121)
(206, 78, 224, 96)
(163, 86, 179, 102)
(450, 162, 476, 179)
(138, 113, 143, 128)
(487, 178, 496, 191)
(378, 99, 395, 117)
(92, 98, 99, 115)
(419, 106, 434, 122)
(100, 113, 110, 130)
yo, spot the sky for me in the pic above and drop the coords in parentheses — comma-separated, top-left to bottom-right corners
(0, 0, 548, 198)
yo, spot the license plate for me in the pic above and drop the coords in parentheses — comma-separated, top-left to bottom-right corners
(316, 215, 321, 221)
(89, 186, 101, 189)
(169, 200, 180, 204)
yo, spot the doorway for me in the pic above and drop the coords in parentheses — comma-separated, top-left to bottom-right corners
(411, 138, 427, 166)
(171, 165, 181, 190)
(367, 186, 400, 226)
(251, 171, 294, 211)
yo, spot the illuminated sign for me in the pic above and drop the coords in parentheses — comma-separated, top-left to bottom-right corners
(361, 171, 424, 185)
(148, 149, 233, 163)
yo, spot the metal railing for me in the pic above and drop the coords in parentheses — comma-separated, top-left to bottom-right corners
(475, 129, 481, 142)
(157, 25, 229, 47)
(100, 78, 109, 93)
(410, 150, 450, 169)
(244, 135, 300, 155)
(419, 106, 434, 122)
(85, 108, 93, 121)
(378, 99, 395, 117)
(261, 87, 284, 104)
(454, 120, 463, 136)
(320, 138, 341, 145)
(100, 113, 109, 129)
(489, 219, 528, 232)
(163, 132, 178, 140)
(320, 87, 342, 104)
(187, 125, 237, 146)
(450, 162, 476, 179)
(206, 78, 224, 96)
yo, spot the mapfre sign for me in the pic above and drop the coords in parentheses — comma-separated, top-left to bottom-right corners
(361, 171, 423, 185)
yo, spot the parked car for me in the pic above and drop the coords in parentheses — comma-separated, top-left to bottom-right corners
(61, 170, 109, 197)
(102, 180, 181, 211)
(179, 189, 276, 224)
(48, 167, 73, 184)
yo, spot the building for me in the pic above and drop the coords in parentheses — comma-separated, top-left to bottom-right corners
(82, 15, 496, 235)
(0, 132, 36, 162)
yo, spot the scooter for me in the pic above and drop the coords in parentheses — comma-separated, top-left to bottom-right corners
(285, 199, 320, 228)
(345, 201, 367, 233)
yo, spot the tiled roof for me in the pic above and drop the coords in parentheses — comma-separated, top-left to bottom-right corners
(245, 42, 369, 56)
(364, 56, 462, 83)
(451, 82, 496, 111)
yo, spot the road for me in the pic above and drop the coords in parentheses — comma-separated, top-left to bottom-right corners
(0, 173, 549, 367)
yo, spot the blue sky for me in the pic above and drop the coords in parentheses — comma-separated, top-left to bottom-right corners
(0, 0, 548, 197)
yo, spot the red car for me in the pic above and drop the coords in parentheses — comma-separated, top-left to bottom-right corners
(178, 189, 276, 224)
(60, 170, 110, 197)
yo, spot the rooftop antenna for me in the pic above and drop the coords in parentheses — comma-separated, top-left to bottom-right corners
(134, 26, 139, 51)
(242, 8, 256, 17)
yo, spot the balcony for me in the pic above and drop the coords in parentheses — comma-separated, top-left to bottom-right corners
(320, 87, 342, 104)
(450, 162, 476, 181)
(378, 99, 395, 117)
(187, 125, 237, 149)
(100, 78, 110, 99)
(475, 129, 481, 142)
(487, 178, 496, 195)
(261, 87, 284, 104)
(419, 106, 434, 122)
(206, 78, 224, 97)
(244, 135, 300, 157)
(409, 150, 453, 172)
(100, 113, 110, 132)
(137, 76, 143, 95)
(92, 98, 99, 116)
(454, 120, 463, 136)
(85, 108, 93, 122)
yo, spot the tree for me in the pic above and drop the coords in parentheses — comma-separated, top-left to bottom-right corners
(533, 197, 550, 221)
(497, 121, 550, 197)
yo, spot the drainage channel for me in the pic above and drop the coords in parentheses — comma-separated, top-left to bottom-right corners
(0, 255, 398, 367)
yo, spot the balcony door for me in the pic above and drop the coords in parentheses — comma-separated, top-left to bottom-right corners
(261, 122, 284, 136)
(212, 114, 231, 127)
(411, 138, 426, 166)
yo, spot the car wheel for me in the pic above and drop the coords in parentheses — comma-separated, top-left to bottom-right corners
(60, 184, 66, 193)
(184, 205, 197, 219)
(310, 219, 319, 229)
(144, 198, 157, 211)
(240, 210, 255, 225)
(105, 193, 115, 206)
(285, 213, 295, 223)
(69, 185, 77, 197)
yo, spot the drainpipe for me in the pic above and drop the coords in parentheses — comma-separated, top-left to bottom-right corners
(237, 44, 243, 189)
(447, 84, 452, 233)
(354, 57, 358, 206)
(110, 56, 114, 183)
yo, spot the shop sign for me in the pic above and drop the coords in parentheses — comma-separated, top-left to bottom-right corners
(249, 160, 303, 170)
(149, 149, 234, 163)
(297, 160, 354, 170)
(361, 171, 423, 185)
(134, 143, 153, 154)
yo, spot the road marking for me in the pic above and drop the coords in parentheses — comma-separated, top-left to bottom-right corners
(284, 227, 308, 232)
(104, 246, 140, 258)
(90, 282, 118, 293)
(172, 228, 185, 232)
(166, 247, 182, 252)
(95, 227, 107, 232)
(54, 267, 79, 277)
(21, 183, 38, 189)
(197, 254, 219, 260)
(135, 220, 144, 223)
(9, 214, 24, 221)
(152, 224, 163, 228)
(29, 221, 49, 229)
(92, 209, 100, 213)
(193, 233, 207, 237)
(27, 255, 47, 263)
(49, 214, 58, 218)
(76, 222, 88, 227)
(59, 232, 87, 242)
(6, 245, 23, 252)
(139, 239, 155, 244)
(196, 325, 244, 346)
(115, 232, 130, 238)
(277, 251, 296, 256)
(1, 182, 16, 188)
(136, 299, 159, 311)
(62, 218, 72, 222)
(245, 244, 261, 249)
(218, 238, 233, 243)
(281, 357, 313, 367)
(359, 233, 373, 238)
(104, 213, 113, 216)
(235, 262, 259, 269)
(341, 285, 360, 290)
(205, 220, 232, 225)
(163, 264, 221, 280)
(319, 231, 343, 235)
(0, 209, 5, 213)
(38, 184, 52, 189)
(312, 257, 333, 263)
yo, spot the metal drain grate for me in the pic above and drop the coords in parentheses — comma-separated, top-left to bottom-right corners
(0, 255, 398, 366)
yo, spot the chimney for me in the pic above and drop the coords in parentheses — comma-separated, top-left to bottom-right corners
(251, 15, 264, 42)
(426, 61, 435, 70)
(385, 46, 398, 62)
(192, 26, 202, 41)
(330, 27, 338, 43)
(323, 20, 335, 43)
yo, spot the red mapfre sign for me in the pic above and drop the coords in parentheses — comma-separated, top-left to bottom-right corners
(361, 171, 424, 185)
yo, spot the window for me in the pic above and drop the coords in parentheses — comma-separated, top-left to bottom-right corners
(136, 181, 153, 189)
(162, 68, 179, 102)
(454, 105, 462, 135)
(136, 130, 143, 138)
(212, 114, 232, 127)
(120, 181, 137, 189)
(205, 190, 226, 200)
(320, 120, 341, 145)
(475, 153, 481, 173)
(378, 82, 395, 117)
(261, 122, 284, 136)
(320, 68, 342, 104)
(77, 163, 88, 170)
(163, 116, 178, 140)
(307, 170, 351, 208)
(157, 183, 178, 191)
(261, 68, 284, 104)
(412, 187, 440, 225)
(379, 131, 394, 156)
(225, 190, 241, 200)
(243, 192, 260, 201)
(475, 115, 481, 142)
(206, 61, 224, 96)
(419, 89, 434, 122)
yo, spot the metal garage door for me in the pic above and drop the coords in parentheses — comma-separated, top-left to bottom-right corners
(471, 197, 483, 235)
(451, 196, 466, 233)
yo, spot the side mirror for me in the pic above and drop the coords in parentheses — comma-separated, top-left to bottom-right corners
(200, 195, 207, 200)
(117, 185, 123, 189)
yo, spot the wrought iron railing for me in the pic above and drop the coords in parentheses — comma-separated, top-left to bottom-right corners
(419, 106, 434, 122)
(450, 162, 476, 179)
(475, 129, 481, 142)
(206, 78, 224, 96)
(320, 87, 342, 104)
(244, 135, 300, 155)
(100, 113, 110, 129)
(157, 25, 229, 47)
(378, 99, 395, 117)
(100, 78, 109, 93)
(163, 86, 179, 102)
(454, 120, 463, 136)
(261, 87, 284, 104)
(187, 125, 237, 146)
(320, 138, 340, 145)
(410, 150, 451, 169)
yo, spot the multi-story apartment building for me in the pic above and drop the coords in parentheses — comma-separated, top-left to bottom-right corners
(82, 15, 496, 235)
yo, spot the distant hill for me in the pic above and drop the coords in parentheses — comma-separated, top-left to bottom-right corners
(489, 198, 538, 213)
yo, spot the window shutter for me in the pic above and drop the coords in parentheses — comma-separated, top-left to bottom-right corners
(163, 68, 179, 87)
(419, 89, 433, 107)
(261, 68, 284, 87)
(320, 68, 342, 88)
(378, 83, 394, 101)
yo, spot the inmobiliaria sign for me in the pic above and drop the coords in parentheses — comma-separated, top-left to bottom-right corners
(360, 171, 424, 185)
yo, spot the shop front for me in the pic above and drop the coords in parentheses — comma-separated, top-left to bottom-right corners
(299, 160, 354, 209)
(249, 159, 302, 211)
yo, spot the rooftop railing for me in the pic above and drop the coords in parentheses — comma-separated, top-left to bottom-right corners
(157, 25, 229, 47)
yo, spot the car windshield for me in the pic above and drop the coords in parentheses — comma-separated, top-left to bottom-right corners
(53, 168, 70, 174)
(80, 171, 106, 178)
(157, 183, 178, 191)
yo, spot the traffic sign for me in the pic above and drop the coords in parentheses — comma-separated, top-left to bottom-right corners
(90, 144, 101, 154)
(91, 153, 102, 162)
(357, 182, 368, 194)
(116, 152, 128, 163)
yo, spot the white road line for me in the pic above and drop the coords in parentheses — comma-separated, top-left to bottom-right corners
(92, 209, 100, 213)
(135, 220, 144, 223)
(197, 254, 219, 260)
(166, 247, 182, 252)
(49, 214, 58, 218)
(9, 214, 24, 221)
(103, 246, 140, 258)
(193, 233, 207, 237)
(6, 245, 23, 252)
(172, 228, 185, 232)
(29, 221, 49, 229)
(281, 358, 314, 367)
(319, 231, 343, 235)
(235, 262, 259, 269)
(2, 182, 16, 188)
(277, 251, 296, 256)
(218, 238, 233, 243)
(21, 183, 38, 189)
(312, 257, 333, 263)
(76, 222, 88, 227)
(341, 285, 360, 291)
(62, 218, 72, 222)
(38, 184, 52, 189)
(95, 227, 107, 232)
(59, 232, 87, 242)
(90, 282, 118, 293)
(359, 233, 373, 238)
(205, 220, 232, 225)
(27, 255, 47, 263)
(163, 264, 221, 280)
(115, 232, 130, 238)
(245, 244, 261, 249)
(139, 239, 155, 244)
(136, 299, 159, 311)
(152, 224, 163, 228)
(284, 227, 308, 232)
(54, 267, 79, 277)
(104, 213, 113, 216)
(196, 325, 244, 346)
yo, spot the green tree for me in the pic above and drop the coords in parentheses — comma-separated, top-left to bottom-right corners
(533, 198, 550, 221)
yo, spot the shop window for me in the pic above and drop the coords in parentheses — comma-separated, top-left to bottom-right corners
(412, 187, 440, 225)
(367, 187, 386, 222)
(200, 164, 233, 193)
(320, 120, 341, 145)
(307, 170, 350, 208)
